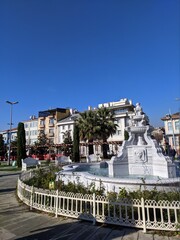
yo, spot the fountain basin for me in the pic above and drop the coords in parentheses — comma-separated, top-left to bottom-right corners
(130, 126, 147, 133)
(56, 162, 180, 193)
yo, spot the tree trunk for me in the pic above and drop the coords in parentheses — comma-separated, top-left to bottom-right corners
(72, 125, 80, 162)
(88, 139, 94, 155)
(102, 139, 108, 159)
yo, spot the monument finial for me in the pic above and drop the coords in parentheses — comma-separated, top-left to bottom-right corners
(134, 103, 143, 115)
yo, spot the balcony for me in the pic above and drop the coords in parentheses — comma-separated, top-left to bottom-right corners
(49, 132, 54, 137)
(39, 124, 45, 128)
(39, 116, 45, 120)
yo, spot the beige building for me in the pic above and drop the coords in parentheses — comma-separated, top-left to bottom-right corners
(38, 108, 70, 145)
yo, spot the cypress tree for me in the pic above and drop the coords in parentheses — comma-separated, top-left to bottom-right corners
(72, 124, 80, 162)
(124, 130, 129, 140)
(17, 122, 26, 167)
(0, 134, 5, 160)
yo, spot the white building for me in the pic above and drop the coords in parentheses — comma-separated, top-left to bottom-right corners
(23, 116, 38, 146)
(0, 128, 17, 144)
(161, 112, 180, 155)
(56, 98, 135, 157)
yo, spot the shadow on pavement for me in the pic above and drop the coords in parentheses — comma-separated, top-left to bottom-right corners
(13, 219, 137, 240)
(0, 172, 21, 177)
(0, 187, 16, 193)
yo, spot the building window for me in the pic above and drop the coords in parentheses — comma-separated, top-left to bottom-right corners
(116, 130, 122, 135)
(167, 122, 172, 131)
(40, 120, 45, 126)
(49, 129, 54, 134)
(32, 121, 38, 127)
(175, 120, 180, 131)
(49, 118, 54, 124)
(114, 108, 128, 115)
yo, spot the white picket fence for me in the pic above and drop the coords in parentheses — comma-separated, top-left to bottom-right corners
(17, 171, 180, 233)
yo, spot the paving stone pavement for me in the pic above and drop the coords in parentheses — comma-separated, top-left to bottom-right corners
(0, 170, 179, 240)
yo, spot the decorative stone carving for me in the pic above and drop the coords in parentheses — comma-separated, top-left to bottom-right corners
(134, 103, 143, 115)
(134, 148, 147, 163)
(108, 103, 177, 178)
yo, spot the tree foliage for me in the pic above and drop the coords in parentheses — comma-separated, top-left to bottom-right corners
(34, 130, 49, 155)
(17, 122, 26, 167)
(77, 108, 118, 158)
(124, 130, 129, 140)
(95, 107, 118, 158)
(36, 130, 49, 146)
(0, 134, 5, 158)
(77, 110, 98, 155)
(62, 130, 73, 156)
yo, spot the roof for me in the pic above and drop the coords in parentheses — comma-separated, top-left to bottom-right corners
(38, 108, 68, 117)
(161, 112, 180, 121)
(57, 113, 80, 124)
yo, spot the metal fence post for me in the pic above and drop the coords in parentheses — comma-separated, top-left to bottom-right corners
(30, 185, 34, 210)
(55, 189, 59, 218)
(141, 197, 146, 233)
(93, 193, 96, 225)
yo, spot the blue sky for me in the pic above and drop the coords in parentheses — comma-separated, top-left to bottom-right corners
(0, 0, 179, 130)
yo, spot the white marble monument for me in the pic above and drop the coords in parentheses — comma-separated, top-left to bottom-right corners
(108, 103, 177, 178)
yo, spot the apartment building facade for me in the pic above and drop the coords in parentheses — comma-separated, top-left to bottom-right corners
(3, 98, 171, 158)
(0, 128, 17, 145)
(23, 116, 38, 146)
(56, 98, 135, 156)
(38, 108, 70, 145)
(161, 112, 180, 155)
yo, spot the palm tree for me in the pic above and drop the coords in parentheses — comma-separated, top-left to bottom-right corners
(96, 107, 118, 159)
(77, 110, 98, 155)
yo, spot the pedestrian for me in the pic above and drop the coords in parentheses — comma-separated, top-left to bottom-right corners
(171, 148, 176, 160)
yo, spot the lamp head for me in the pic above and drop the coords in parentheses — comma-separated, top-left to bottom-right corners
(6, 101, 19, 105)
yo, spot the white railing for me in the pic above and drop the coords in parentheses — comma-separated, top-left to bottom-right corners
(17, 171, 180, 233)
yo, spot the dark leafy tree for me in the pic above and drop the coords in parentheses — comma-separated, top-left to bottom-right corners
(37, 130, 49, 146)
(0, 134, 5, 160)
(35, 130, 49, 155)
(62, 130, 73, 156)
(72, 124, 80, 162)
(124, 130, 129, 140)
(11, 137, 18, 159)
(17, 122, 26, 167)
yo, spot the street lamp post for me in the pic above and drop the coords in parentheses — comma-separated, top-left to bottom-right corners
(6, 101, 19, 165)
(175, 98, 180, 155)
(166, 111, 176, 151)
